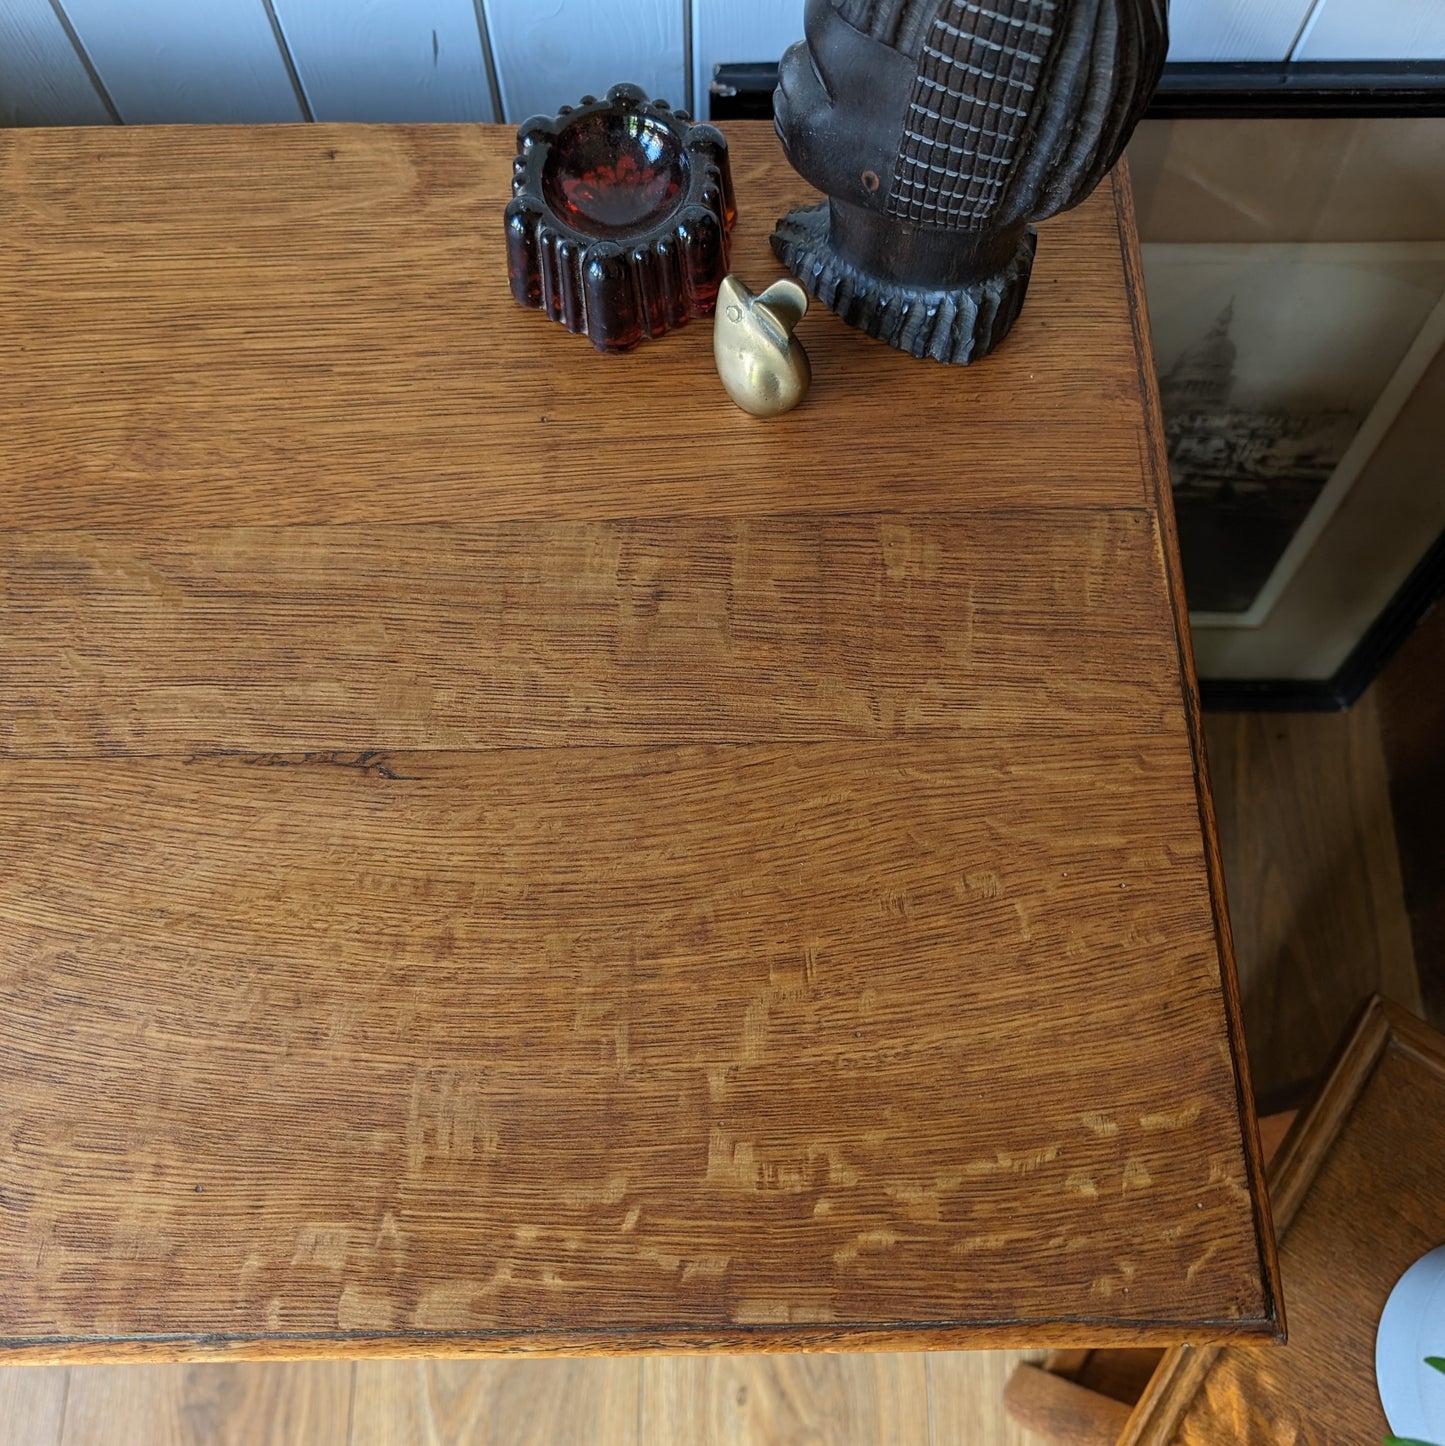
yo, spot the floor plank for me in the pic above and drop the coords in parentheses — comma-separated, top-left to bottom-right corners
(351, 1360, 641, 1446)
(929, 1351, 1042, 1445)
(1204, 697, 1420, 1100)
(60, 1364, 352, 1446)
(1377, 599, 1445, 1028)
(0, 1365, 68, 1445)
(642, 1354, 929, 1445)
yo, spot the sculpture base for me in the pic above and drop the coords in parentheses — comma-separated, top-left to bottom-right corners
(770, 203, 1037, 365)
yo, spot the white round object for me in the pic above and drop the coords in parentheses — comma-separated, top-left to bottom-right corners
(1376, 1244, 1445, 1441)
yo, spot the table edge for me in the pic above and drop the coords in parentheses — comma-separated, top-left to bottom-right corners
(0, 1314, 1284, 1366)
(1111, 160, 1285, 1351)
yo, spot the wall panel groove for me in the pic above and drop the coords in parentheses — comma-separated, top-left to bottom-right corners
(271, 0, 496, 123)
(57, 0, 304, 123)
(260, 0, 317, 122)
(1293, 0, 1445, 61)
(0, 0, 114, 125)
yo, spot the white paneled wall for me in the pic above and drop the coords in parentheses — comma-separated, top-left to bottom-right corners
(272, 0, 496, 122)
(1166, 0, 1315, 61)
(483, 0, 684, 124)
(0, 0, 114, 125)
(1, 0, 1443, 129)
(1295, 0, 1445, 61)
(59, 0, 303, 122)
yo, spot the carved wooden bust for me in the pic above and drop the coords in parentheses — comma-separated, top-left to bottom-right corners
(772, 0, 1167, 363)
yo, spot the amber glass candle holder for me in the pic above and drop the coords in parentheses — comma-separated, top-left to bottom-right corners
(505, 84, 736, 353)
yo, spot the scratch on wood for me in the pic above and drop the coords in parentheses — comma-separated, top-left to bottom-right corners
(189, 750, 413, 780)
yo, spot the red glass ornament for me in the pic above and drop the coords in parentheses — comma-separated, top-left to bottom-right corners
(505, 84, 736, 353)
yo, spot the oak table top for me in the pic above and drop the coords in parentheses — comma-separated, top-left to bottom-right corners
(0, 122, 1280, 1362)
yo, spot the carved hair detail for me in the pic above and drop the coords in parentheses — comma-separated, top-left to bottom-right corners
(836, 0, 1167, 232)
(834, 0, 943, 52)
(888, 0, 1057, 229)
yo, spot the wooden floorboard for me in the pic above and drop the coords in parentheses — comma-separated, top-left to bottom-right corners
(351, 1360, 641, 1445)
(929, 1351, 1043, 1445)
(642, 1354, 932, 1445)
(1, 1353, 1043, 1445)
(1204, 695, 1419, 1101)
(3, 699, 1424, 1438)
(0, 1365, 68, 1446)
(59, 1364, 352, 1445)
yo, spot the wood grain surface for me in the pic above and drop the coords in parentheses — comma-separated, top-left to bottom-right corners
(0, 513, 1178, 756)
(0, 126, 1143, 531)
(1003, 1361, 1134, 1444)
(1123, 1000, 1445, 1444)
(1005, 1110, 1300, 1440)
(643, 1355, 929, 1445)
(0, 1366, 66, 1446)
(0, 1351, 1048, 1444)
(0, 124, 1275, 1360)
(0, 741, 1261, 1348)
(928, 1351, 1049, 1446)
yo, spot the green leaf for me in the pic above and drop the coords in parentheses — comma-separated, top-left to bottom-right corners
(1427, 1356, 1445, 1376)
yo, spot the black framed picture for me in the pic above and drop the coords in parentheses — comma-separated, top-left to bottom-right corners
(1128, 105, 1445, 707)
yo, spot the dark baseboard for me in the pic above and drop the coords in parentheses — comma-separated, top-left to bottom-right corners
(709, 60, 1445, 123)
(1150, 61, 1445, 119)
(1199, 531, 1445, 712)
(1199, 678, 1354, 712)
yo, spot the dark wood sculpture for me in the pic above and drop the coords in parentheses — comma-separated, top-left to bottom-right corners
(772, 0, 1167, 363)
